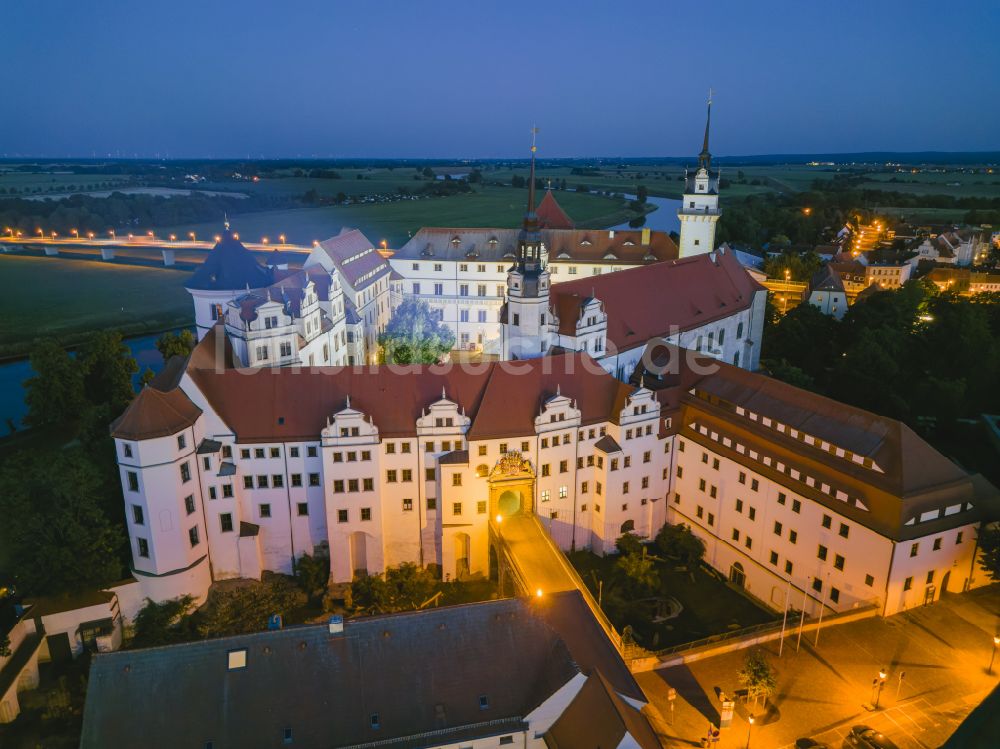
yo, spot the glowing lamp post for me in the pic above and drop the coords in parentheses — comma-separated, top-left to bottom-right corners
(746, 714, 754, 749)
(495, 514, 504, 596)
(873, 667, 887, 709)
(989, 635, 1000, 675)
(71, 229, 79, 238)
(189, 232, 196, 242)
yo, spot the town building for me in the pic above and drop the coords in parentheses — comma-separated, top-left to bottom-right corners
(80, 593, 660, 749)
(186, 225, 397, 368)
(911, 229, 987, 267)
(677, 97, 721, 258)
(865, 261, 912, 289)
(806, 264, 849, 319)
(109, 330, 996, 620)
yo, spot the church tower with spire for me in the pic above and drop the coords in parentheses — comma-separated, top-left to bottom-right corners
(678, 93, 722, 258)
(503, 128, 553, 360)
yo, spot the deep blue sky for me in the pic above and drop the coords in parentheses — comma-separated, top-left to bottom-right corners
(2, 0, 997, 158)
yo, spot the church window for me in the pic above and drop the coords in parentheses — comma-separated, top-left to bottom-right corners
(132, 505, 144, 525)
(137, 538, 149, 558)
(127, 471, 139, 492)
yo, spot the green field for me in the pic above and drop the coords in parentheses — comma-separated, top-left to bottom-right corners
(0, 255, 193, 357)
(0, 170, 130, 196)
(168, 185, 644, 247)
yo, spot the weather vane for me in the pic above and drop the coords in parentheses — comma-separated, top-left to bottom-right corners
(531, 125, 539, 153)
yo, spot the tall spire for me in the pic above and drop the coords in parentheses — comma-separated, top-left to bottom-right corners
(524, 125, 539, 229)
(698, 89, 713, 171)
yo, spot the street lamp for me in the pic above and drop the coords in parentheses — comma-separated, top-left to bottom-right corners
(873, 667, 887, 709)
(87, 231, 94, 239)
(989, 635, 1000, 675)
(746, 714, 754, 749)
(279, 234, 286, 246)
(71, 229, 79, 238)
(189, 232, 196, 242)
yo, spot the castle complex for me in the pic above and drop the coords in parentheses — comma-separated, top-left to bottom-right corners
(107, 107, 995, 626)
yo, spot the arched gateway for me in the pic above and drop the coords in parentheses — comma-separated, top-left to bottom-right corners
(488, 451, 536, 519)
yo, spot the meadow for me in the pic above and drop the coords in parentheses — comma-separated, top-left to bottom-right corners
(167, 185, 641, 247)
(0, 255, 193, 357)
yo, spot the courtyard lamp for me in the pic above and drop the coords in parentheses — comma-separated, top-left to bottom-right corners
(37, 228, 44, 237)
(989, 635, 1000, 675)
(279, 234, 286, 246)
(71, 228, 79, 238)
(873, 667, 887, 709)
(189, 232, 196, 242)
(87, 231, 94, 239)
(746, 713, 754, 749)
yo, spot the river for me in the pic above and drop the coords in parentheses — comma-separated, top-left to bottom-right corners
(611, 194, 682, 234)
(0, 330, 189, 434)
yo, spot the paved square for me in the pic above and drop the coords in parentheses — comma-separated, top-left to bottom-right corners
(637, 586, 1000, 748)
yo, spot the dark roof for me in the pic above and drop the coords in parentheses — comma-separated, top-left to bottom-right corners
(808, 264, 846, 294)
(544, 671, 660, 749)
(26, 590, 115, 618)
(551, 246, 764, 348)
(393, 228, 677, 265)
(187, 229, 274, 291)
(594, 434, 623, 454)
(80, 598, 581, 749)
(438, 449, 469, 465)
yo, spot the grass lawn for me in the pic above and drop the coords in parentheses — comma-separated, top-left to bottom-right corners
(569, 549, 775, 651)
(0, 255, 193, 358)
(167, 185, 640, 247)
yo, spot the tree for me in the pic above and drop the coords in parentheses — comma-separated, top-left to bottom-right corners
(197, 577, 305, 638)
(636, 184, 648, 204)
(0, 633, 10, 657)
(616, 548, 659, 592)
(655, 523, 706, 567)
(378, 299, 455, 364)
(762, 303, 840, 382)
(155, 329, 196, 363)
(78, 330, 137, 414)
(296, 553, 330, 603)
(350, 563, 439, 615)
(615, 532, 644, 556)
(23, 339, 86, 427)
(737, 648, 777, 710)
(0, 449, 125, 596)
(977, 525, 1000, 582)
(130, 595, 196, 648)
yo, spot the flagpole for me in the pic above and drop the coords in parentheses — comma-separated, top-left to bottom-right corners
(796, 579, 809, 652)
(778, 577, 791, 657)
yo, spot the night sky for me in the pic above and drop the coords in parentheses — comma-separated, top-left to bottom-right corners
(2, 0, 997, 158)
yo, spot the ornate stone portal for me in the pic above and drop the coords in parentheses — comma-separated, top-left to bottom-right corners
(488, 451, 536, 518)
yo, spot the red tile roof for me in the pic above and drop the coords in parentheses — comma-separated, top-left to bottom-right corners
(535, 190, 575, 230)
(110, 383, 202, 440)
(551, 247, 763, 347)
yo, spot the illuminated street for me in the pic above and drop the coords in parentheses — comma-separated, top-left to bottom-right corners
(638, 586, 1000, 748)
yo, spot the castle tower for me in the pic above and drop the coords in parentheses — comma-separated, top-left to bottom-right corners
(505, 128, 552, 360)
(678, 93, 721, 258)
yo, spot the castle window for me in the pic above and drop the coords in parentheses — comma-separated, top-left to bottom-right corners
(180, 462, 191, 483)
(402, 498, 413, 511)
(132, 505, 144, 525)
(127, 471, 139, 492)
(188, 526, 200, 547)
(137, 538, 149, 557)
(337, 510, 348, 523)
(361, 508, 372, 521)
(220, 513, 233, 532)
(177, 434, 186, 450)
(184, 495, 196, 515)
(260, 504, 271, 518)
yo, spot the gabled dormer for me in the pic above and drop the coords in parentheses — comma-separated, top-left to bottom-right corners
(321, 396, 380, 445)
(618, 386, 660, 429)
(416, 389, 471, 436)
(535, 386, 582, 433)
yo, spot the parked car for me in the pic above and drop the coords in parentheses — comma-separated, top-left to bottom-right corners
(844, 725, 900, 749)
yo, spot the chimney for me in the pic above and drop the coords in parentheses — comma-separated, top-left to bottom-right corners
(328, 615, 344, 635)
(641, 227, 651, 246)
(608, 230, 615, 239)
